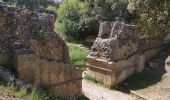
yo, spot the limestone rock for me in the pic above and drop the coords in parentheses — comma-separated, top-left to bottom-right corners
(87, 19, 170, 86)
(0, 2, 82, 98)
(98, 21, 113, 38)
(88, 20, 169, 86)
(88, 21, 145, 86)
(91, 21, 138, 62)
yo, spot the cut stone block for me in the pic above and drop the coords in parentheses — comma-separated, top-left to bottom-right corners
(87, 55, 145, 86)
(14, 52, 82, 97)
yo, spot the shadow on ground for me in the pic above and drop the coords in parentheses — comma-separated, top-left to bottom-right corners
(114, 67, 165, 93)
(113, 48, 170, 94)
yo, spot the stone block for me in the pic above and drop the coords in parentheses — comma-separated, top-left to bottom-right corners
(87, 55, 145, 86)
(14, 53, 82, 97)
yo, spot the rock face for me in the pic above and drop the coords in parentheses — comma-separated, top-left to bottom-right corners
(87, 21, 167, 86)
(0, 2, 82, 98)
(165, 56, 170, 76)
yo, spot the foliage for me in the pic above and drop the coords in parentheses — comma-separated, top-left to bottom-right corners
(0, 84, 47, 100)
(47, 5, 57, 12)
(35, 31, 47, 45)
(84, 74, 100, 84)
(57, 0, 81, 39)
(84, 74, 111, 88)
(68, 43, 88, 70)
(128, 0, 170, 37)
(57, 0, 133, 40)
(2, 0, 55, 10)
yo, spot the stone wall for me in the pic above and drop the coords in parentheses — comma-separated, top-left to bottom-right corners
(87, 21, 168, 86)
(14, 53, 82, 97)
(0, 2, 82, 98)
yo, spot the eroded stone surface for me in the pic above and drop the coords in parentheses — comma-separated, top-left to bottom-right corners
(0, 2, 82, 98)
(87, 21, 167, 86)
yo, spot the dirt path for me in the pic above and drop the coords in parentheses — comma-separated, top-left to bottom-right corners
(82, 80, 134, 100)
(131, 75, 170, 100)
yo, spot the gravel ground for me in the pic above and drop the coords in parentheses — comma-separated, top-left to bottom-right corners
(82, 80, 134, 100)
(131, 74, 170, 100)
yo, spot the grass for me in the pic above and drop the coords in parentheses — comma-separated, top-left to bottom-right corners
(68, 44, 88, 71)
(0, 84, 46, 100)
(0, 76, 52, 100)
(84, 74, 100, 84)
(84, 74, 112, 89)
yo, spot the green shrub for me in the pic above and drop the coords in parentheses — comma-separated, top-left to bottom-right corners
(57, 0, 134, 41)
(35, 31, 47, 45)
(57, 0, 80, 40)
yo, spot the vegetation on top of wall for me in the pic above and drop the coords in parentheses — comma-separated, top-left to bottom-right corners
(128, 0, 170, 38)
(35, 31, 47, 45)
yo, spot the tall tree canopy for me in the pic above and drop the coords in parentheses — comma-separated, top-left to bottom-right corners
(128, 0, 170, 37)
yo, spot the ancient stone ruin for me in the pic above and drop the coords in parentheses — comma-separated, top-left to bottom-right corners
(0, 2, 82, 97)
(87, 21, 169, 86)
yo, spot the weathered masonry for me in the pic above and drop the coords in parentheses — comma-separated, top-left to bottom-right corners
(0, 2, 82, 98)
(87, 21, 168, 86)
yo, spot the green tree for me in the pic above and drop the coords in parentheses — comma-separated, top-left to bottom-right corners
(128, 0, 170, 37)
(57, 0, 132, 40)
(57, 0, 80, 40)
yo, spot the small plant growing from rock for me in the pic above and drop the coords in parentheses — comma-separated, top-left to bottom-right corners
(35, 31, 47, 45)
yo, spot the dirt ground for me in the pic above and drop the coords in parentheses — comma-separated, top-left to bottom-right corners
(131, 74, 170, 100)
(82, 70, 170, 100)
(82, 79, 134, 100)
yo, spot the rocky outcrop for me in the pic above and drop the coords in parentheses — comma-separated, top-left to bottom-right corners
(0, 2, 82, 98)
(87, 21, 168, 86)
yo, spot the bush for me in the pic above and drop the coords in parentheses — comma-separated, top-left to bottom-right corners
(57, 0, 134, 41)
(57, 0, 80, 40)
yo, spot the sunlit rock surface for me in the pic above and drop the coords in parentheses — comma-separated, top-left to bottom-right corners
(87, 20, 168, 86)
(0, 2, 82, 98)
